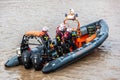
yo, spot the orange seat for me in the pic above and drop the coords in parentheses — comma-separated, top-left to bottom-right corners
(86, 33, 97, 43)
(75, 34, 89, 48)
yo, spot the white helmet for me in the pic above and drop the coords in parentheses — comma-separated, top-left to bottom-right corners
(60, 23, 65, 27)
(70, 9, 74, 14)
(67, 28, 72, 32)
(59, 25, 64, 31)
(42, 26, 48, 32)
(59, 23, 65, 31)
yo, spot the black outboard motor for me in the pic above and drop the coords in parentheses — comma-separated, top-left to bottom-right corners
(31, 52, 43, 70)
(20, 33, 56, 70)
(21, 50, 32, 69)
(31, 46, 44, 70)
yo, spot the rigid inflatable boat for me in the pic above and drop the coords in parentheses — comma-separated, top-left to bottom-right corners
(42, 19, 109, 73)
(5, 10, 108, 73)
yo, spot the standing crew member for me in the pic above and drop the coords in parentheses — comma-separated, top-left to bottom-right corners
(41, 26, 52, 62)
(42, 26, 51, 48)
(55, 25, 65, 57)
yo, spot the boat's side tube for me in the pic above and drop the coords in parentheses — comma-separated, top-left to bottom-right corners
(5, 55, 20, 67)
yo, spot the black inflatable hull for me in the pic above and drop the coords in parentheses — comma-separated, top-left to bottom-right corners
(5, 55, 20, 67)
(42, 19, 109, 73)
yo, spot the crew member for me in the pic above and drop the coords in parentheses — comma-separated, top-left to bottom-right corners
(42, 26, 52, 48)
(41, 26, 52, 62)
(55, 25, 65, 57)
(64, 28, 77, 52)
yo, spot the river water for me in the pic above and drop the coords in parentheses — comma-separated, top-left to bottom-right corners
(0, 0, 120, 80)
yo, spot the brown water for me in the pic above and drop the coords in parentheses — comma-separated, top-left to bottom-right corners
(0, 0, 120, 80)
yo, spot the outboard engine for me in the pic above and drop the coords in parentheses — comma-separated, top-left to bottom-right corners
(22, 50, 32, 69)
(20, 31, 57, 70)
(31, 52, 43, 70)
(31, 46, 44, 70)
(20, 34, 44, 69)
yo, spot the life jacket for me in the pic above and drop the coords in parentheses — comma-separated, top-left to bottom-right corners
(64, 31, 70, 40)
(42, 32, 50, 41)
(43, 34, 49, 41)
(56, 31, 64, 42)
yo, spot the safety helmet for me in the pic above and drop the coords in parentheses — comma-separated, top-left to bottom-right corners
(59, 23, 65, 31)
(42, 26, 48, 32)
(67, 28, 72, 32)
(59, 26, 64, 31)
(60, 23, 65, 27)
